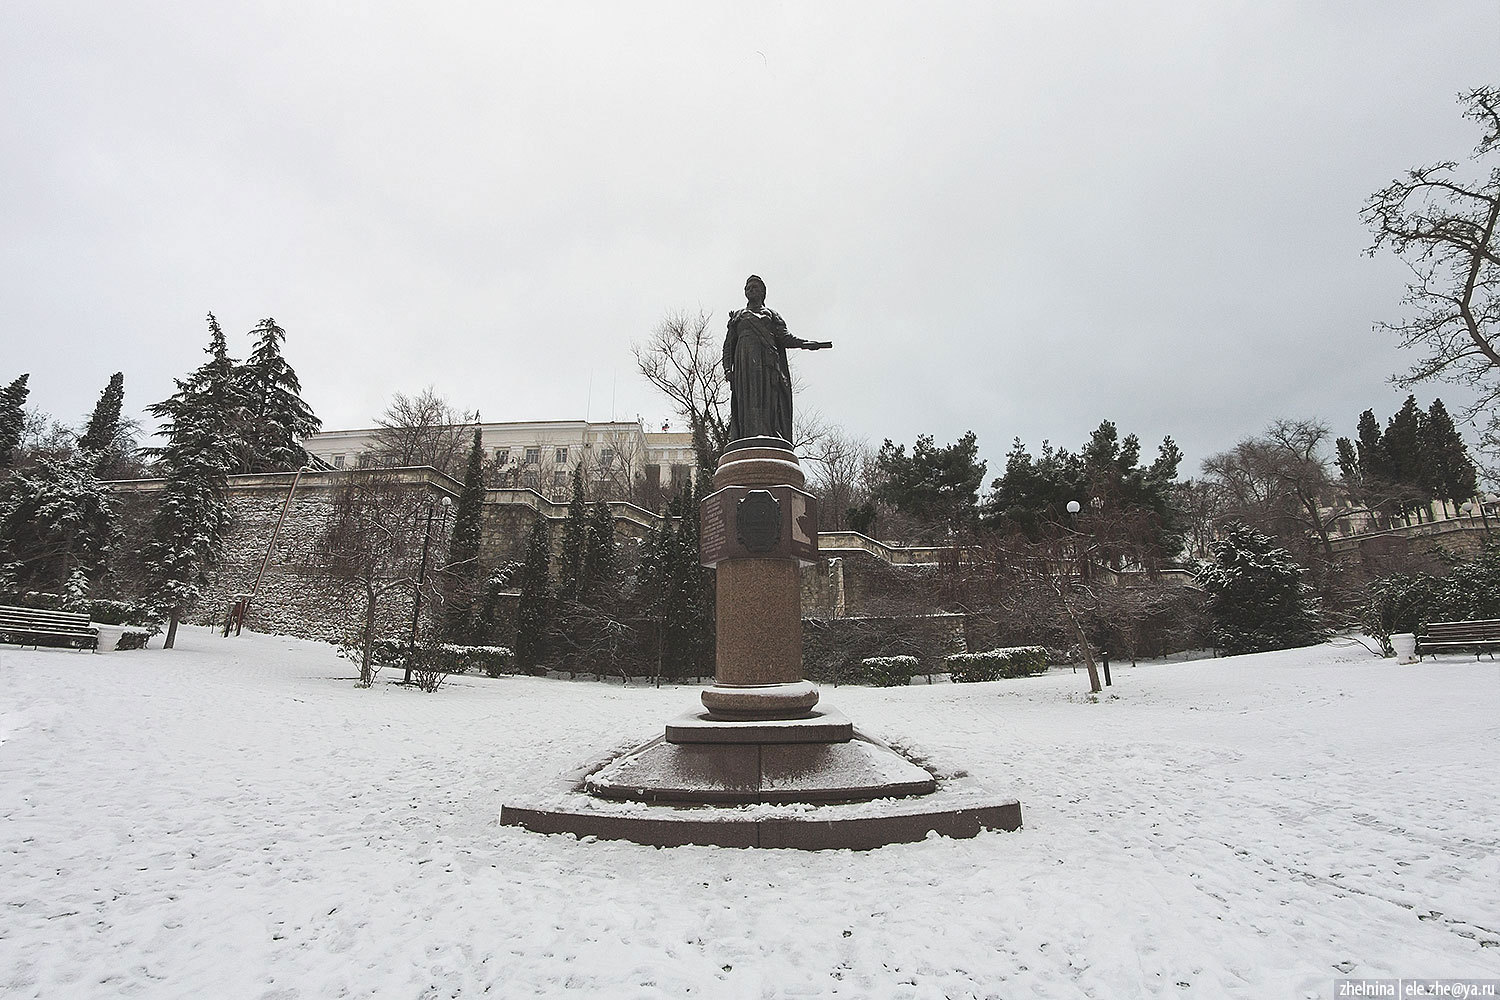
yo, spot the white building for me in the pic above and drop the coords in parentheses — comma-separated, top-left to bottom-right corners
(304, 418, 698, 500)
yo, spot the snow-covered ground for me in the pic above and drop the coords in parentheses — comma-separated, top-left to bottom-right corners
(1, 629, 1497, 999)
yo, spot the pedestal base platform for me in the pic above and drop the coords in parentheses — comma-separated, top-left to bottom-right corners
(501, 767, 1022, 851)
(666, 706, 853, 744)
(584, 730, 937, 805)
(502, 797, 1022, 850)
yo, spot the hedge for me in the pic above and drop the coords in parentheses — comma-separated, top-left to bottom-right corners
(945, 646, 1049, 683)
(371, 640, 516, 678)
(859, 655, 918, 687)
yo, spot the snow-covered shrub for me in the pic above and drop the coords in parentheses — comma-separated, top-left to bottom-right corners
(860, 655, 918, 687)
(1197, 524, 1324, 656)
(1358, 541, 1500, 654)
(428, 643, 515, 677)
(116, 628, 150, 651)
(368, 640, 516, 680)
(946, 646, 1048, 682)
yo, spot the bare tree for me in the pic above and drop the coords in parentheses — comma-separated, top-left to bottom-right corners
(583, 426, 648, 503)
(803, 424, 873, 531)
(314, 472, 435, 686)
(1200, 419, 1344, 566)
(635, 310, 729, 472)
(1364, 86, 1500, 418)
(369, 387, 475, 479)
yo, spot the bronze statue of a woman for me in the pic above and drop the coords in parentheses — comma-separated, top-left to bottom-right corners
(722, 275, 831, 443)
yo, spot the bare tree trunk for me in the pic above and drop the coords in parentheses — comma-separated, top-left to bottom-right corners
(360, 586, 377, 686)
(1054, 583, 1102, 694)
(163, 610, 180, 649)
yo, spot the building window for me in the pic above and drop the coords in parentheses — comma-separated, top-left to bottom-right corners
(598, 447, 615, 468)
(555, 447, 569, 464)
(524, 447, 541, 466)
(494, 448, 510, 466)
(333, 454, 346, 469)
(553, 470, 568, 488)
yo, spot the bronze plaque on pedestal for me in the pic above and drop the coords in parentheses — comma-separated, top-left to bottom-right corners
(699, 485, 819, 567)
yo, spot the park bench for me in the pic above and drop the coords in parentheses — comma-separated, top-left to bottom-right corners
(0, 603, 99, 651)
(1417, 619, 1500, 660)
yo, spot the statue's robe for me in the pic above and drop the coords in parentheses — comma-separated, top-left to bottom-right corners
(723, 307, 812, 442)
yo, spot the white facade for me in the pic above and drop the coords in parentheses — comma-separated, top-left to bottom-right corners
(305, 418, 698, 499)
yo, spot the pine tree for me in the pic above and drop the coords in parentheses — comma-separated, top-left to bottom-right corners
(514, 514, 552, 672)
(233, 317, 320, 473)
(78, 371, 126, 474)
(442, 426, 486, 640)
(1198, 524, 1323, 656)
(557, 466, 589, 600)
(142, 314, 239, 648)
(0, 374, 31, 469)
(1421, 398, 1479, 511)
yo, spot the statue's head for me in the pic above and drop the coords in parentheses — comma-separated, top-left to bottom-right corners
(744, 275, 766, 302)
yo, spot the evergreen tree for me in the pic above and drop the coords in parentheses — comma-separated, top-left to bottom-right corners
(78, 372, 124, 454)
(1421, 398, 1479, 510)
(1354, 409, 1390, 481)
(583, 500, 617, 591)
(233, 317, 320, 473)
(0, 451, 116, 595)
(557, 466, 589, 599)
(987, 421, 1184, 560)
(657, 479, 712, 680)
(872, 430, 987, 539)
(442, 426, 486, 639)
(1383, 395, 1430, 521)
(0, 374, 30, 469)
(1198, 523, 1324, 656)
(141, 314, 239, 648)
(514, 514, 552, 672)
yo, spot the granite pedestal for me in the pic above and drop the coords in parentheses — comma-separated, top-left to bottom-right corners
(500, 437, 1022, 849)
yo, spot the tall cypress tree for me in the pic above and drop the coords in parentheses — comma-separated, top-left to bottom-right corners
(142, 314, 239, 648)
(1384, 396, 1430, 522)
(557, 466, 589, 600)
(583, 500, 617, 591)
(0, 374, 30, 469)
(514, 513, 552, 672)
(233, 317, 320, 473)
(1422, 398, 1479, 511)
(443, 426, 486, 639)
(78, 372, 125, 473)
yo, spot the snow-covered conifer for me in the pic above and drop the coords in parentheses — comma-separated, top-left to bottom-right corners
(0, 451, 116, 594)
(442, 426, 486, 640)
(557, 467, 589, 600)
(233, 317, 320, 473)
(0, 374, 31, 469)
(514, 514, 552, 672)
(1198, 524, 1323, 656)
(142, 314, 239, 648)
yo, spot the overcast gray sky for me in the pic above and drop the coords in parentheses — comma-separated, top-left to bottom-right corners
(3, 2, 1497, 477)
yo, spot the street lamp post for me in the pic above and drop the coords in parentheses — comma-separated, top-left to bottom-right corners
(1064, 498, 1105, 693)
(406, 494, 452, 685)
